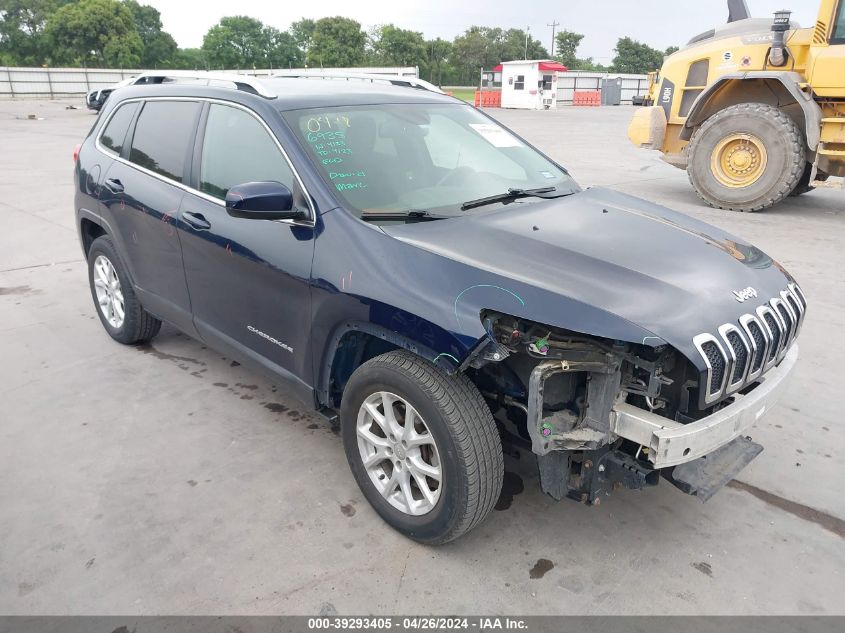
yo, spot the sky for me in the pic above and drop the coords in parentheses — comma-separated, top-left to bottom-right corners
(146, 0, 822, 64)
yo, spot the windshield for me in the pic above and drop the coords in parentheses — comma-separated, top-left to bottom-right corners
(283, 103, 579, 219)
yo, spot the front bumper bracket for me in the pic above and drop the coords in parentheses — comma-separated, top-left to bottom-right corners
(610, 345, 797, 468)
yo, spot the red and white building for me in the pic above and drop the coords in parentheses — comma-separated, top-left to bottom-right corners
(495, 60, 568, 110)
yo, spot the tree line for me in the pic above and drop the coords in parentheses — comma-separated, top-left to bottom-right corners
(0, 0, 678, 82)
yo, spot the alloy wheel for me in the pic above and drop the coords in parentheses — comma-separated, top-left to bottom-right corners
(92, 254, 125, 329)
(356, 391, 442, 516)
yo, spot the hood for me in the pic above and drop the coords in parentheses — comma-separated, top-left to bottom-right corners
(383, 187, 794, 361)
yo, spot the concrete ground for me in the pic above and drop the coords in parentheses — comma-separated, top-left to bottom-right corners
(0, 99, 843, 616)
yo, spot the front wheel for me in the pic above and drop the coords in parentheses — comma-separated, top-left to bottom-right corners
(687, 102, 806, 212)
(340, 350, 503, 544)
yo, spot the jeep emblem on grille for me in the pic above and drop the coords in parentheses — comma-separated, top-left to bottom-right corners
(732, 286, 758, 302)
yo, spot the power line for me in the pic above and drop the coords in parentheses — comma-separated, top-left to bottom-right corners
(547, 20, 560, 58)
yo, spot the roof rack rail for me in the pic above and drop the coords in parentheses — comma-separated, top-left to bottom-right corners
(272, 70, 445, 95)
(133, 70, 276, 99)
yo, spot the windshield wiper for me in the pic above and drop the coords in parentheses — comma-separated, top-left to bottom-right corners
(460, 186, 563, 211)
(360, 209, 443, 223)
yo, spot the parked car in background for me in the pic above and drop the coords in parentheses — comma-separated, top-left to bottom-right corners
(86, 77, 135, 112)
(84, 70, 264, 112)
(73, 72, 805, 544)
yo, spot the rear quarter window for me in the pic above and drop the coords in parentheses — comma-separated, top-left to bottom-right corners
(128, 101, 200, 183)
(99, 102, 139, 155)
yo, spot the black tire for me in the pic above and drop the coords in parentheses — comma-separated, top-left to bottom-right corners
(340, 350, 503, 544)
(790, 163, 814, 197)
(87, 235, 161, 345)
(687, 102, 805, 212)
(790, 164, 828, 197)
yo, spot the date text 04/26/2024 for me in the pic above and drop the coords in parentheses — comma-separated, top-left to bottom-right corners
(307, 617, 528, 630)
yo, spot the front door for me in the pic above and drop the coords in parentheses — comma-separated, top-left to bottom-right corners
(178, 101, 316, 394)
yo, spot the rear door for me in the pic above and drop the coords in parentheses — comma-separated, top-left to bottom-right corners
(99, 99, 201, 331)
(178, 101, 317, 396)
(77, 100, 140, 227)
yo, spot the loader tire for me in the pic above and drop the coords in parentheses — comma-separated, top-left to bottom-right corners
(687, 102, 805, 212)
(790, 164, 828, 197)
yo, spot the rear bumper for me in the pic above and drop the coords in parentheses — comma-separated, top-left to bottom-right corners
(611, 345, 798, 468)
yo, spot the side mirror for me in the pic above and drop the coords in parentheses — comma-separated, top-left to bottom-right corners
(225, 181, 306, 221)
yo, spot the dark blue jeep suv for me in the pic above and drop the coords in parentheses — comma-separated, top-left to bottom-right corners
(74, 72, 805, 543)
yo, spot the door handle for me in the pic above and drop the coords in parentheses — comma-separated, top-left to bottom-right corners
(182, 211, 211, 231)
(104, 178, 124, 194)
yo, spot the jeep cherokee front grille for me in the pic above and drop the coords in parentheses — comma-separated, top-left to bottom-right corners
(725, 329, 748, 383)
(697, 337, 726, 393)
(759, 308, 781, 365)
(693, 283, 806, 405)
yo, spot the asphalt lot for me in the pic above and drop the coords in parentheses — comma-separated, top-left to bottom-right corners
(0, 98, 843, 615)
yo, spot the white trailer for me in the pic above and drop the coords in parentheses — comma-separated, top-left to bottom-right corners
(498, 60, 568, 110)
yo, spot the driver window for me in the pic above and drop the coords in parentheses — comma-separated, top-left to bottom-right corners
(200, 104, 294, 200)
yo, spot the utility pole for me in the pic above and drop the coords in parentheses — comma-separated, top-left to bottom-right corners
(547, 20, 560, 58)
(524, 26, 530, 59)
(430, 40, 435, 81)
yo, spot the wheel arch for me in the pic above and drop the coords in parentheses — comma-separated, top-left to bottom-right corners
(680, 72, 822, 152)
(318, 321, 461, 409)
(79, 215, 108, 256)
(77, 210, 139, 288)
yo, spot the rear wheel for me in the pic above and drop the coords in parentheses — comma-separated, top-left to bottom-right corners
(340, 350, 503, 544)
(87, 235, 161, 345)
(687, 102, 805, 212)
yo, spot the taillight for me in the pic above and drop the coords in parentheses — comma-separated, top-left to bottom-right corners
(73, 143, 81, 163)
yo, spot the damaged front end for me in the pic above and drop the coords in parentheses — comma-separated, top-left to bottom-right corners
(466, 312, 792, 505)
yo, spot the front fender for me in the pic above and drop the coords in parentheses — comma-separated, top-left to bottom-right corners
(680, 71, 822, 149)
(309, 206, 667, 407)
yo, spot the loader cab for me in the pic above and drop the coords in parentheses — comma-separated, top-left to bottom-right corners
(806, 0, 845, 95)
(836, 0, 845, 41)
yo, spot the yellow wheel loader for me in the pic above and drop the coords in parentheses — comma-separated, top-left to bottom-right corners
(628, 0, 845, 211)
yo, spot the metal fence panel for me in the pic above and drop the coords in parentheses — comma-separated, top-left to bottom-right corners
(1, 67, 136, 97)
(556, 71, 648, 104)
(0, 66, 419, 99)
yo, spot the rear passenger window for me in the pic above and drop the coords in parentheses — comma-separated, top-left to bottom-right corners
(100, 102, 139, 155)
(200, 104, 294, 200)
(129, 101, 199, 183)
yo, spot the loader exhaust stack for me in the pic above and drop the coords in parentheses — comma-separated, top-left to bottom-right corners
(768, 9, 792, 67)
